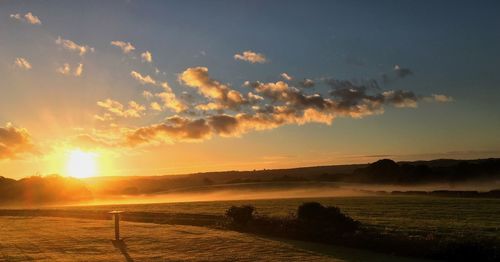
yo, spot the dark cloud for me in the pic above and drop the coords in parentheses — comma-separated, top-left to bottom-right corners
(393, 64, 413, 78)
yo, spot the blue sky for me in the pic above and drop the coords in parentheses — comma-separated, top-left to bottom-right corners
(0, 0, 499, 178)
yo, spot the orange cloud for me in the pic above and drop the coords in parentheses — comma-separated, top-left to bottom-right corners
(234, 50, 268, 64)
(10, 12, 41, 25)
(0, 123, 36, 160)
(180, 67, 246, 110)
(13, 57, 32, 70)
(56, 36, 94, 56)
(111, 41, 135, 54)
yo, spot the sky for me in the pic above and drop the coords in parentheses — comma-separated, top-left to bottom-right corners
(1, 0, 499, 179)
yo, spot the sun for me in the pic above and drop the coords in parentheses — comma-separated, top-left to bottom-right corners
(66, 149, 98, 178)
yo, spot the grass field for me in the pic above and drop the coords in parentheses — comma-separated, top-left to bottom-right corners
(0, 216, 427, 261)
(67, 195, 500, 240)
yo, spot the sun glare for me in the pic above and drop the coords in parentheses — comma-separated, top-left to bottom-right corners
(66, 150, 98, 178)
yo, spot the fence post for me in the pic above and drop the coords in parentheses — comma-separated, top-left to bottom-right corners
(109, 211, 124, 240)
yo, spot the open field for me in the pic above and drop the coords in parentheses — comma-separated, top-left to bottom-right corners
(0, 216, 426, 262)
(67, 195, 500, 240)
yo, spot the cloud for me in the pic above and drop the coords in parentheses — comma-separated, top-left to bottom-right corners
(130, 70, 187, 112)
(142, 91, 154, 100)
(10, 12, 41, 25)
(150, 102, 162, 112)
(74, 63, 84, 76)
(141, 51, 153, 63)
(24, 12, 42, 25)
(96, 99, 146, 119)
(382, 90, 418, 108)
(393, 64, 413, 78)
(126, 116, 212, 146)
(95, 65, 451, 148)
(234, 50, 268, 64)
(327, 79, 420, 117)
(281, 73, 292, 81)
(124, 107, 336, 146)
(0, 123, 36, 160)
(245, 80, 334, 111)
(180, 67, 246, 110)
(57, 63, 83, 76)
(155, 82, 188, 113)
(13, 57, 32, 70)
(299, 78, 315, 88)
(130, 71, 156, 85)
(111, 41, 135, 54)
(56, 36, 94, 56)
(430, 94, 454, 103)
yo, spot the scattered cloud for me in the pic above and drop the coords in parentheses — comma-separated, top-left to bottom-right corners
(150, 102, 162, 112)
(393, 64, 413, 78)
(433, 94, 454, 103)
(10, 12, 41, 25)
(74, 63, 84, 76)
(88, 59, 449, 148)
(428, 94, 454, 103)
(0, 123, 36, 160)
(13, 57, 32, 70)
(141, 51, 153, 63)
(382, 90, 418, 108)
(57, 63, 84, 76)
(142, 91, 154, 100)
(130, 70, 187, 112)
(281, 73, 293, 81)
(130, 71, 156, 85)
(155, 82, 188, 113)
(299, 78, 315, 88)
(96, 99, 146, 119)
(234, 50, 268, 64)
(180, 67, 246, 110)
(56, 36, 94, 56)
(111, 41, 135, 54)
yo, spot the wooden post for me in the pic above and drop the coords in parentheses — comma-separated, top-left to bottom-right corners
(109, 211, 124, 240)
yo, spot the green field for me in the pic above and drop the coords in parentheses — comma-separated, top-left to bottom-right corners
(69, 195, 500, 240)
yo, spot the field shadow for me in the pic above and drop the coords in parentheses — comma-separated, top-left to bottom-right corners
(112, 239, 134, 262)
(256, 236, 429, 262)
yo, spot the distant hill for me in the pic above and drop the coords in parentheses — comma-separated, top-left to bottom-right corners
(83, 158, 500, 196)
(1, 158, 499, 205)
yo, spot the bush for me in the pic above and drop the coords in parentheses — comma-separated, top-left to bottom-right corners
(225, 205, 255, 225)
(297, 202, 360, 235)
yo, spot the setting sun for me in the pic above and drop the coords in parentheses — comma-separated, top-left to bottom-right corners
(66, 150, 98, 178)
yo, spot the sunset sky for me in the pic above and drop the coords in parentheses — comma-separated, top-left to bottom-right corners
(1, 0, 499, 179)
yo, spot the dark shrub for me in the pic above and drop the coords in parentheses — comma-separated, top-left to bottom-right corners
(297, 202, 325, 221)
(225, 205, 255, 225)
(297, 202, 360, 235)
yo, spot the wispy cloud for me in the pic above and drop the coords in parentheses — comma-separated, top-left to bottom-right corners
(428, 94, 454, 103)
(96, 99, 146, 119)
(111, 41, 135, 54)
(57, 63, 83, 76)
(56, 36, 94, 56)
(234, 50, 268, 64)
(130, 71, 156, 85)
(10, 12, 41, 25)
(13, 57, 32, 70)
